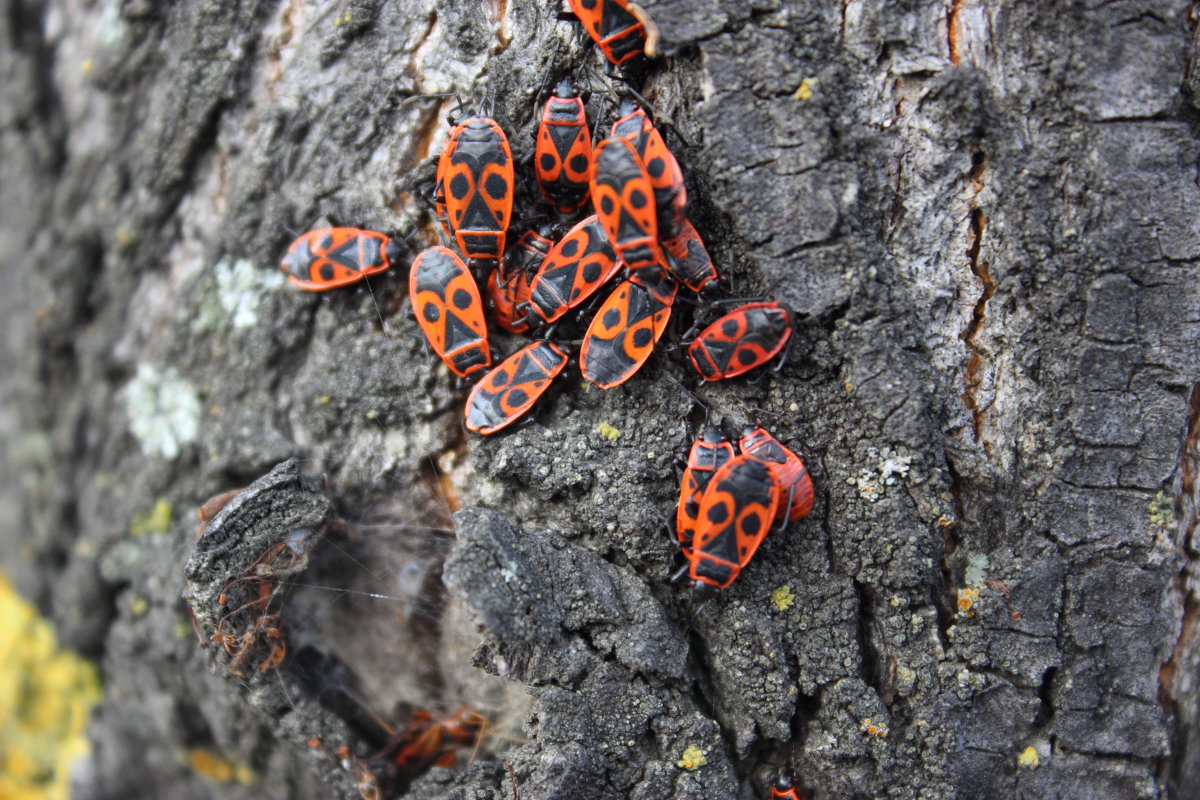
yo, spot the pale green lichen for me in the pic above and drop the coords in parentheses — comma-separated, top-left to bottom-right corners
(129, 500, 173, 537)
(847, 446, 913, 502)
(124, 364, 201, 460)
(771, 585, 795, 611)
(96, 1, 125, 46)
(216, 258, 284, 330)
(192, 258, 284, 333)
(964, 552, 989, 585)
(1148, 490, 1174, 527)
(598, 422, 621, 441)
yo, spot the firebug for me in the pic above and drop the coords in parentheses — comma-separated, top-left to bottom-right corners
(509, 225, 556, 272)
(439, 117, 515, 263)
(662, 219, 718, 294)
(675, 428, 735, 555)
(464, 341, 570, 435)
(486, 267, 535, 334)
(688, 455, 781, 591)
(409, 246, 492, 378)
(579, 270, 677, 389)
(280, 228, 402, 292)
(526, 215, 619, 325)
(739, 427, 814, 523)
(390, 707, 489, 780)
(687, 301, 794, 381)
(771, 775, 805, 800)
(591, 136, 664, 274)
(487, 227, 554, 334)
(535, 79, 592, 215)
(610, 102, 687, 240)
(567, 0, 647, 66)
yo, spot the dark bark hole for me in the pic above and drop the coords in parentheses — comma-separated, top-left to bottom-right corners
(1033, 665, 1057, 729)
(853, 580, 885, 698)
(934, 450, 966, 642)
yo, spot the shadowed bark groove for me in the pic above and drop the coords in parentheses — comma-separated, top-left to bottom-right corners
(2, 1, 1200, 799)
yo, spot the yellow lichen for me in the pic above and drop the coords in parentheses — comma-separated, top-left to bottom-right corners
(958, 586, 981, 618)
(598, 422, 621, 441)
(1148, 490, 1174, 527)
(792, 77, 818, 100)
(771, 585, 795, 611)
(860, 717, 888, 738)
(114, 225, 138, 248)
(676, 744, 707, 770)
(183, 748, 256, 785)
(1017, 746, 1039, 768)
(130, 499, 173, 537)
(0, 572, 102, 800)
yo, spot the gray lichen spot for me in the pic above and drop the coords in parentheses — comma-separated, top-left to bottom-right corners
(195, 258, 285, 332)
(96, 1, 125, 46)
(964, 552, 989, 585)
(848, 446, 913, 502)
(216, 258, 285, 329)
(123, 364, 201, 460)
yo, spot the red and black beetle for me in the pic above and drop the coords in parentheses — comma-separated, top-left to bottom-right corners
(687, 301, 794, 381)
(591, 136, 664, 275)
(611, 101, 687, 240)
(409, 246, 492, 379)
(525, 215, 619, 326)
(437, 117, 515, 264)
(771, 774, 806, 800)
(464, 341, 570, 435)
(280, 228, 402, 292)
(534, 79, 592, 216)
(579, 269, 677, 389)
(487, 227, 555, 334)
(675, 427, 736, 556)
(739, 427, 814, 523)
(687, 454, 781, 591)
(662, 219, 718, 295)
(567, 0, 648, 66)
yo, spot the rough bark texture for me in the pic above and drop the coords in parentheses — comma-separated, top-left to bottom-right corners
(2, 0, 1200, 798)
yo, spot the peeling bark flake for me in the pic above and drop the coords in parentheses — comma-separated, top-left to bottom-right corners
(947, 0, 965, 65)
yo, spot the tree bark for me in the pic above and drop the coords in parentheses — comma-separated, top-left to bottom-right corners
(2, 0, 1199, 798)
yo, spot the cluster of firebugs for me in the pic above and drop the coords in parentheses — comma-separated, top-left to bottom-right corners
(276, 2, 811, 797)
